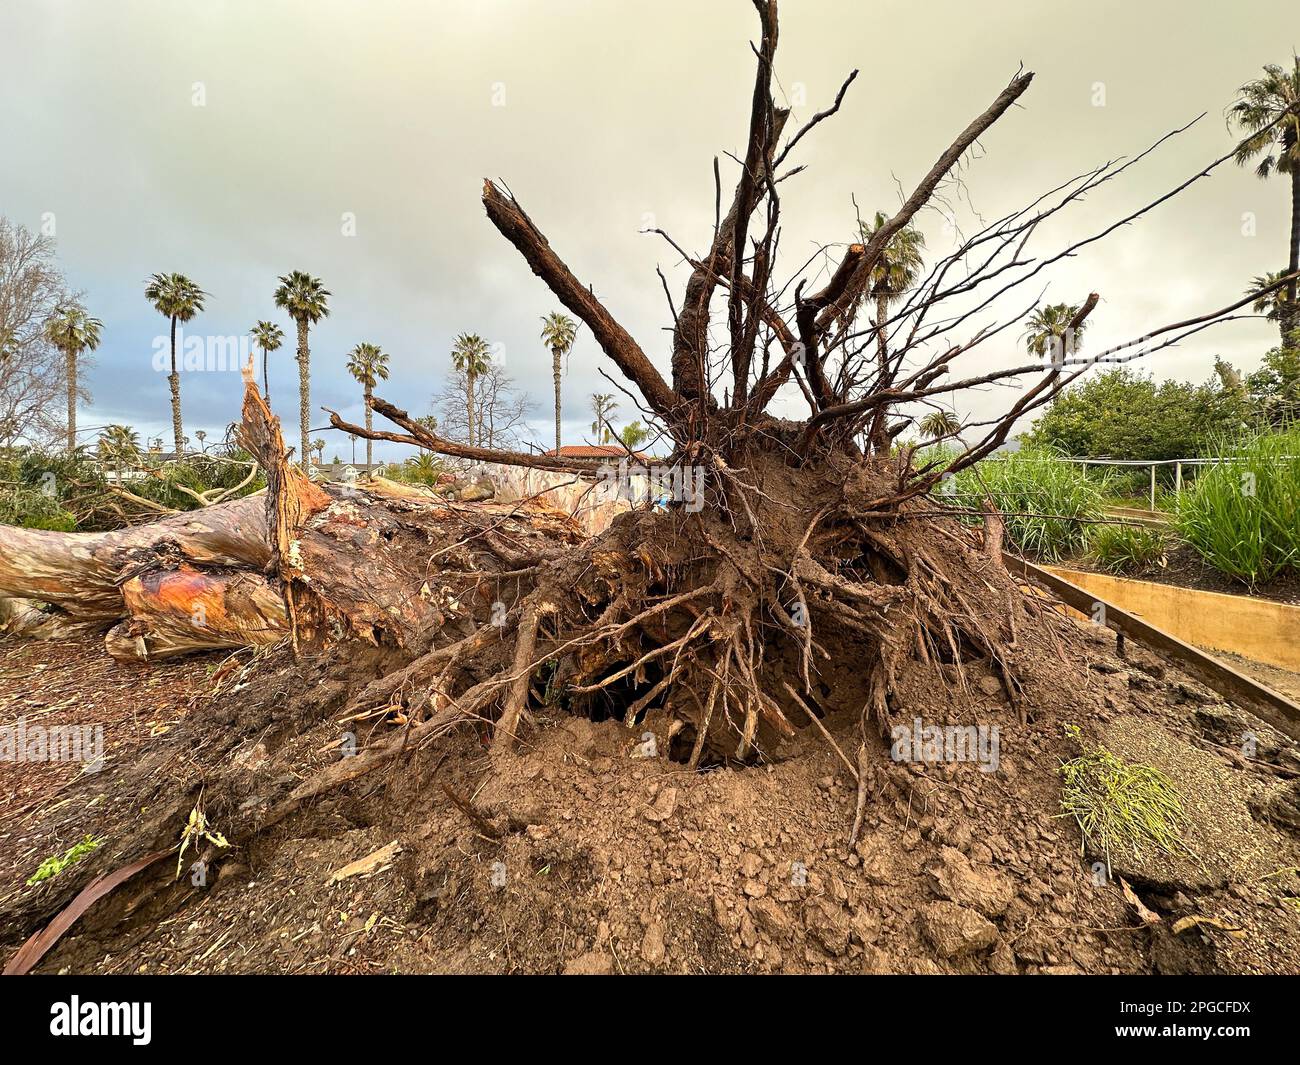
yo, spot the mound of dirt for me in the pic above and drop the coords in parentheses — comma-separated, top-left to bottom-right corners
(4, 619, 1298, 975)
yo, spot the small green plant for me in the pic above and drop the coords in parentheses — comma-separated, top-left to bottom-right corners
(27, 834, 102, 886)
(1058, 725, 1187, 864)
(1087, 524, 1168, 574)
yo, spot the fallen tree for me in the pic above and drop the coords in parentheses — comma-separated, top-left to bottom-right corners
(0, 387, 584, 662)
(12, 6, 1300, 980)
(4, 0, 1298, 776)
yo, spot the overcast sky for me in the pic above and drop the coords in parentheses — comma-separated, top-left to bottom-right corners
(1, 0, 1295, 461)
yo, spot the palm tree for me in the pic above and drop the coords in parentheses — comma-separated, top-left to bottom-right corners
(346, 341, 391, 467)
(919, 410, 962, 441)
(43, 300, 102, 452)
(311, 438, 326, 467)
(1025, 303, 1087, 364)
(1248, 270, 1295, 327)
(860, 211, 926, 376)
(144, 272, 207, 454)
(590, 393, 618, 443)
(404, 451, 442, 486)
(619, 420, 650, 451)
(450, 333, 491, 447)
(97, 423, 140, 483)
(273, 271, 331, 471)
(540, 312, 578, 451)
(251, 320, 284, 402)
(1229, 58, 1300, 343)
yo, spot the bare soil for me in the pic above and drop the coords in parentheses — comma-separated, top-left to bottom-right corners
(3, 621, 1299, 975)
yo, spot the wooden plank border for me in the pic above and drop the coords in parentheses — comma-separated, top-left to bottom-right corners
(1004, 552, 1300, 742)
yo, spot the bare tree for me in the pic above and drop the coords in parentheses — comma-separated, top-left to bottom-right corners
(0, 219, 73, 447)
(431, 363, 535, 454)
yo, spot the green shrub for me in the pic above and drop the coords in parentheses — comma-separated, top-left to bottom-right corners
(123, 452, 264, 512)
(1173, 426, 1300, 588)
(1088, 524, 1168, 575)
(939, 447, 1106, 562)
(0, 446, 264, 532)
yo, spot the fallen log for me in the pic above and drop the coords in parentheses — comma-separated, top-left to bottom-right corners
(0, 365, 586, 663)
(0, 497, 269, 623)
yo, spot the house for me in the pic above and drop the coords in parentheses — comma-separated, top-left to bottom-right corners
(541, 445, 651, 464)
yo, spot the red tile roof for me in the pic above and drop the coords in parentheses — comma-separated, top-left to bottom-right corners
(543, 445, 649, 460)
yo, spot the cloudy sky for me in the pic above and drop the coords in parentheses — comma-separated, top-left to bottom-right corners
(1, 0, 1295, 461)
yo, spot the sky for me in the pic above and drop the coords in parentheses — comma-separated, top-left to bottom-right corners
(1, 0, 1296, 462)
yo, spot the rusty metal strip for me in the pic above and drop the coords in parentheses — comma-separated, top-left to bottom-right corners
(1004, 552, 1300, 742)
(3, 850, 171, 976)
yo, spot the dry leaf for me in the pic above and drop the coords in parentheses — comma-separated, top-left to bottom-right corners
(1171, 915, 1245, 938)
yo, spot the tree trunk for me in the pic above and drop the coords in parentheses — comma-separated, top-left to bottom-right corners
(553, 346, 562, 451)
(364, 383, 374, 468)
(466, 369, 476, 448)
(169, 315, 184, 455)
(1286, 169, 1300, 345)
(295, 318, 310, 472)
(875, 289, 889, 377)
(0, 493, 274, 655)
(262, 345, 270, 403)
(64, 347, 76, 452)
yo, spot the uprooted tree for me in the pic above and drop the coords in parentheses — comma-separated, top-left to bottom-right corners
(3, 0, 1299, 811)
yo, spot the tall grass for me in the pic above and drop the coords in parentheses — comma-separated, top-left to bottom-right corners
(1174, 426, 1300, 588)
(945, 447, 1106, 562)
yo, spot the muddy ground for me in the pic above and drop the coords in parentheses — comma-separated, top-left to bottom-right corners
(2, 621, 1299, 975)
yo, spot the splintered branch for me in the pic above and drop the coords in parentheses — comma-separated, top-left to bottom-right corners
(816, 70, 1035, 335)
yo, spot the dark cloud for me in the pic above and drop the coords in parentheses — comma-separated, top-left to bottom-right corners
(0, 0, 1292, 458)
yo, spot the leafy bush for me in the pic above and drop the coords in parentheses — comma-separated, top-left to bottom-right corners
(384, 453, 447, 487)
(1087, 524, 1168, 575)
(0, 448, 106, 530)
(1173, 426, 1300, 588)
(1023, 367, 1250, 461)
(0, 446, 265, 532)
(123, 452, 264, 512)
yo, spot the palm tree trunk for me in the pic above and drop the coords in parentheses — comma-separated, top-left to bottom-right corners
(295, 318, 310, 472)
(364, 384, 374, 468)
(875, 290, 890, 377)
(168, 316, 184, 455)
(466, 370, 476, 448)
(65, 347, 76, 452)
(867, 290, 891, 452)
(262, 346, 270, 402)
(553, 347, 562, 451)
(1286, 169, 1300, 345)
